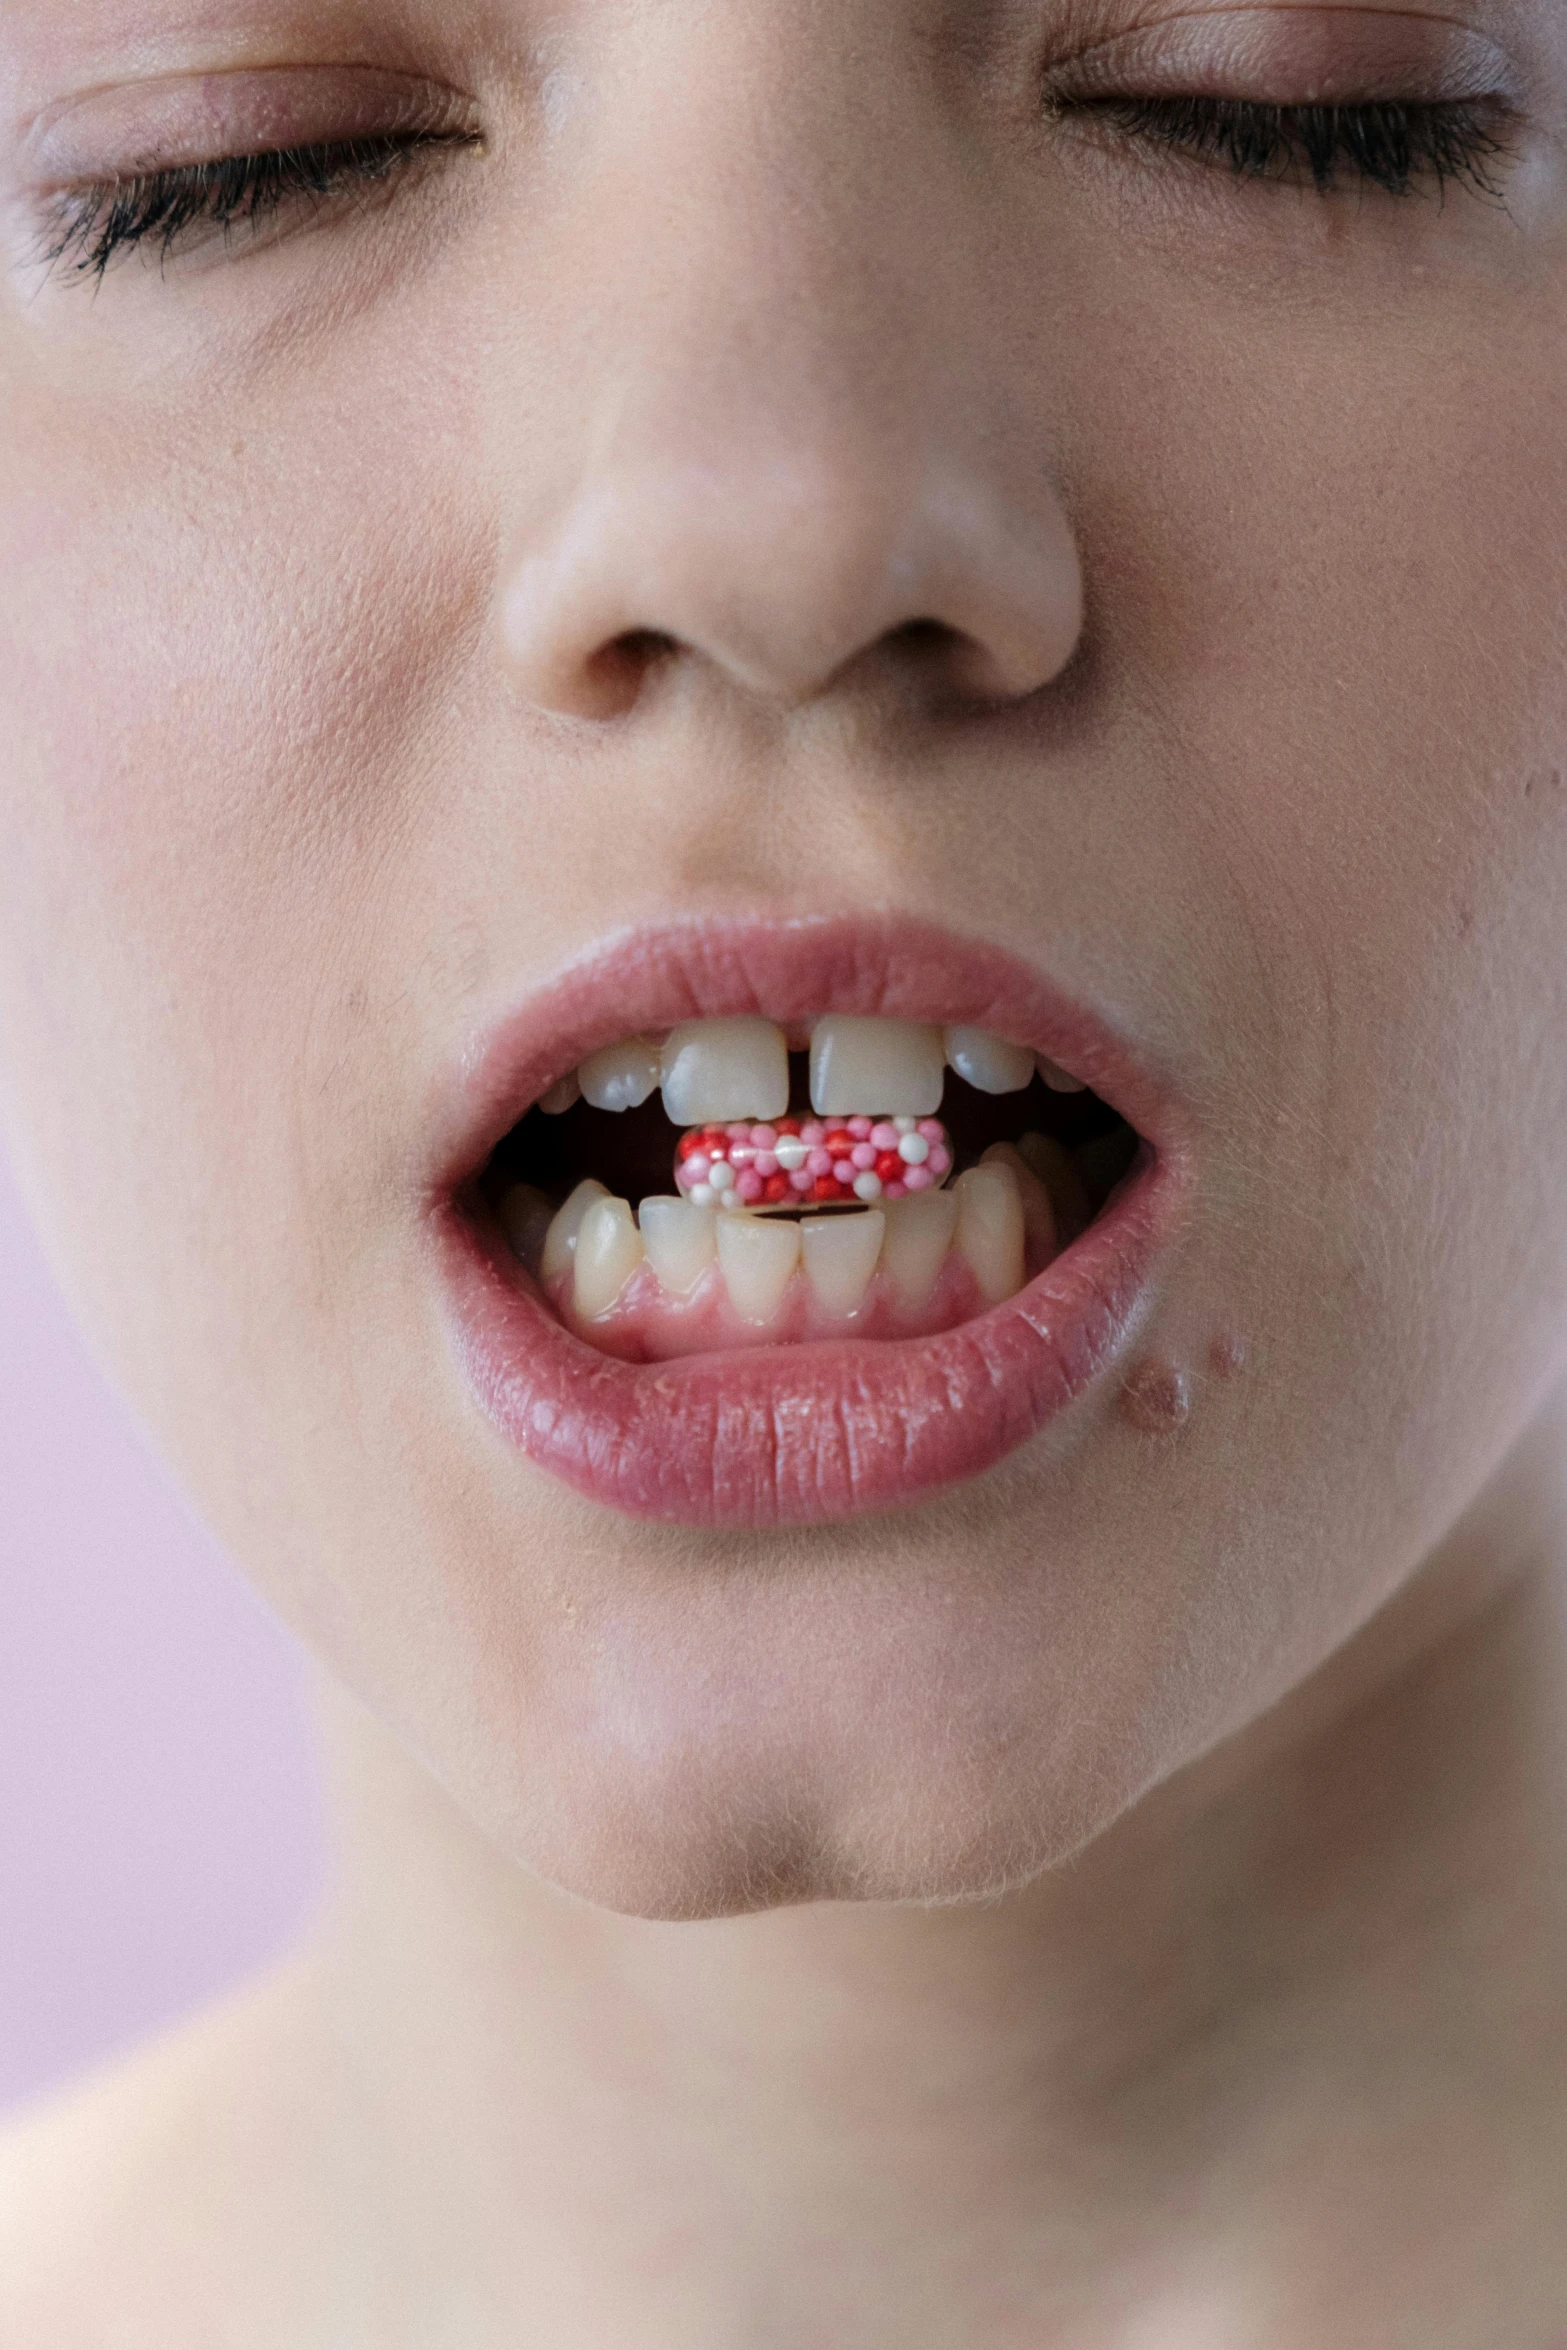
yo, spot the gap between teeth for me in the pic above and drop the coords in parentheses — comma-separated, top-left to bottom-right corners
(551, 1014, 1071, 1124)
(505, 1148, 1054, 1329)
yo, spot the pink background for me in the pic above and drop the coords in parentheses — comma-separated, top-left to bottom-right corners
(0, 1145, 326, 2116)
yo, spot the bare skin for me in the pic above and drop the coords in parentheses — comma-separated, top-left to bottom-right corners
(3, 0, 1567, 2339)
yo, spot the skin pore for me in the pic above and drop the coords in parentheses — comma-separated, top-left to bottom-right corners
(3, 0, 1567, 2340)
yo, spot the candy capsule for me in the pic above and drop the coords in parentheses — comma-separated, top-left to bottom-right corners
(675, 1114, 956, 1209)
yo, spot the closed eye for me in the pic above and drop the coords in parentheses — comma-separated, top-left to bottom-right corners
(46, 128, 482, 281)
(1072, 94, 1509, 199)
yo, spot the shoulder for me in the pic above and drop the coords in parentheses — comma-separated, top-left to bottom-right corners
(0, 1961, 329, 2350)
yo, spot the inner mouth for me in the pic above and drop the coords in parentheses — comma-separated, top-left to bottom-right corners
(476, 1016, 1144, 1363)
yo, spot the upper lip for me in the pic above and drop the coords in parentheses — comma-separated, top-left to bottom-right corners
(427, 910, 1193, 1203)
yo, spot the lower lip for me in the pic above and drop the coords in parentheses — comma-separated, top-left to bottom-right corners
(438, 1154, 1179, 1528)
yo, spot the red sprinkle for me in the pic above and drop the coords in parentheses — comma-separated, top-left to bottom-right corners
(874, 1151, 904, 1184)
(813, 1175, 840, 1201)
(763, 1172, 792, 1205)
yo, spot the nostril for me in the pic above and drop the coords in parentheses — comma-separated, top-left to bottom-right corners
(886, 618, 953, 654)
(576, 628, 680, 720)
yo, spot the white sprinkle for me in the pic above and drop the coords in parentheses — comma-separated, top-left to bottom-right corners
(707, 1161, 736, 1192)
(853, 1170, 883, 1202)
(690, 1183, 715, 1208)
(893, 1116, 917, 1134)
(898, 1133, 930, 1166)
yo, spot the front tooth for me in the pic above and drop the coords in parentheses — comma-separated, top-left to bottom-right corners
(954, 1164, 1026, 1305)
(500, 1183, 555, 1274)
(578, 1035, 661, 1113)
(638, 1195, 718, 1295)
(541, 1178, 611, 1284)
(801, 1211, 884, 1318)
(572, 1196, 644, 1318)
(980, 1143, 1058, 1269)
(943, 1026, 1034, 1096)
(660, 1018, 790, 1125)
(717, 1214, 801, 1322)
(880, 1188, 959, 1311)
(809, 1017, 945, 1116)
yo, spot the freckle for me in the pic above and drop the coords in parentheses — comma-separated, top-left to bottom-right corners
(1208, 1333, 1249, 1381)
(1119, 1359, 1192, 1436)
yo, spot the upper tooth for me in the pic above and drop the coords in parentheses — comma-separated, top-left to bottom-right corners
(638, 1196, 718, 1295)
(1037, 1056, 1086, 1094)
(809, 1017, 945, 1117)
(879, 1188, 959, 1311)
(578, 1036, 661, 1113)
(541, 1178, 611, 1284)
(717, 1213, 801, 1322)
(953, 1163, 1026, 1306)
(801, 1211, 884, 1318)
(944, 1026, 1034, 1096)
(661, 1019, 790, 1125)
(572, 1196, 645, 1318)
(540, 1073, 582, 1115)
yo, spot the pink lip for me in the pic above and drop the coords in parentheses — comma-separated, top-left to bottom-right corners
(430, 915, 1194, 1528)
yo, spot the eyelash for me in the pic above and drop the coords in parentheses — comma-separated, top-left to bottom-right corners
(43, 90, 1506, 282)
(46, 129, 478, 280)
(1088, 95, 1508, 199)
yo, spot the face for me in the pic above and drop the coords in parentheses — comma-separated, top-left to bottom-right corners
(2, 0, 1566, 1917)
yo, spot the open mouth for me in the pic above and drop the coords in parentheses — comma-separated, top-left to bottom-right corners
(478, 1017, 1140, 1361)
(435, 917, 1189, 1526)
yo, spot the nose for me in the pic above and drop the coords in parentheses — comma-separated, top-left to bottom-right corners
(495, 33, 1084, 721)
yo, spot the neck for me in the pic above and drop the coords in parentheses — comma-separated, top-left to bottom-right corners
(303, 1410, 1567, 2348)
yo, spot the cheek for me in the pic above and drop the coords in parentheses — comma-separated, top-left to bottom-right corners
(0, 372, 493, 1484)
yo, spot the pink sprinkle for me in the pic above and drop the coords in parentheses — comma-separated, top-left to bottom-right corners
(753, 1150, 778, 1177)
(927, 1146, 951, 1176)
(801, 1121, 826, 1147)
(850, 1142, 877, 1170)
(789, 1168, 813, 1193)
(737, 1171, 764, 1203)
(806, 1147, 833, 1177)
(685, 1154, 711, 1182)
(869, 1123, 899, 1151)
(902, 1166, 934, 1192)
(750, 1125, 777, 1148)
(728, 1142, 755, 1168)
(728, 1122, 752, 1141)
(918, 1119, 945, 1140)
(884, 1180, 907, 1201)
(847, 1116, 873, 1139)
(832, 1160, 857, 1185)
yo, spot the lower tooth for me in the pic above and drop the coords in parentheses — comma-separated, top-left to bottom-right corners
(1015, 1131, 1090, 1241)
(717, 1213, 801, 1322)
(801, 1210, 884, 1318)
(953, 1163, 1025, 1305)
(541, 1178, 611, 1284)
(572, 1196, 644, 1318)
(880, 1189, 959, 1311)
(638, 1195, 718, 1295)
(500, 1183, 555, 1273)
(980, 1143, 1057, 1267)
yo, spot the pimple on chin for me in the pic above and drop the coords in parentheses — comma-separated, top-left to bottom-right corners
(1118, 1359, 1193, 1436)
